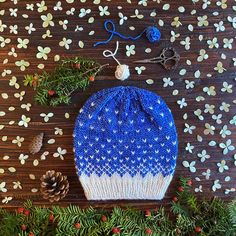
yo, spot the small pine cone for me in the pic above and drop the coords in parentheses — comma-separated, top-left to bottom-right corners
(29, 133, 44, 154)
(40, 170, 69, 202)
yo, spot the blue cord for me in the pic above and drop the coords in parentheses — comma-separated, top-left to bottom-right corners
(94, 20, 161, 47)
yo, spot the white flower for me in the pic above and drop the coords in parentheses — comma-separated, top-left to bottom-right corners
(221, 81, 233, 93)
(21, 103, 31, 111)
(0, 182, 7, 192)
(185, 80, 195, 89)
(219, 102, 230, 112)
(54, 1, 62, 11)
(99, 6, 110, 16)
(202, 169, 211, 179)
(170, 30, 180, 43)
(25, 23, 36, 34)
(138, 0, 147, 6)
(126, 45, 135, 57)
(197, 49, 208, 62)
(0, 36, 11, 47)
(197, 15, 209, 26)
(9, 8, 18, 17)
(59, 20, 68, 30)
(18, 154, 29, 164)
(214, 21, 225, 32)
(204, 104, 215, 114)
(118, 12, 127, 25)
(197, 150, 210, 162)
(219, 139, 235, 155)
(18, 115, 31, 127)
(12, 136, 24, 147)
(9, 24, 18, 34)
(41, 13, 54, 28)
(204, 123, 215, 135)
(184, 123, 196, 134)
(220, 125, 231, 138)
(203, 86, 216, 96)
(212, 114, 222, 124)
(227, 16, 236, 29)
(79, 8, 91, 18)
(2, 196, 13, 204)
(59, 37, 72, 49)
(214, 61, 226, 73)
(217, 160, 228, 173)
(230, 115, 236, 125)
(55, 127, 63, 135)
(163, 77, 174, 87)
(37, 1, 47, 12)
(207, 37, 219, 49)
(0, 20, 7, 32)
(17, 38, 29, 49)
(135, 66, 146, 75)
(53, 147, 67, 160)
(13, 181, 22, 189)
(171, 17, 182, 27)
(14, 91, 25, 101)
(177, 98, 187, 109)
(66, 7, 75, 15)
(42, 29, 52, 39)
(185, 142, 194, 153)
(216, 0, 227, 9)
(202, 0, 211, 9)
(26, 3, 34, 11)
(9, 76, 20, 89)
(15, 60, 30, 71)
(223, 38, 233, 49)
(40, 112, 54, 122)
(8, 47, 17, 57)
(180, 36, 191, 50)
(212, 180, 221, 192)
(36, 46, 51, 60)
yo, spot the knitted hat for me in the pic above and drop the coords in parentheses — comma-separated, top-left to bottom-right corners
(74, 86, 178, 200)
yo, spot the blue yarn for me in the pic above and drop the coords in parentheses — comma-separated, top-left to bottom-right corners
(94, 20, 161, 47)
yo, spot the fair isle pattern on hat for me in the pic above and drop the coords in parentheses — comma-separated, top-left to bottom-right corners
(74, 86, 178, 200)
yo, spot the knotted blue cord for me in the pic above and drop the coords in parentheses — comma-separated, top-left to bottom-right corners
(94, 20, 161, 47)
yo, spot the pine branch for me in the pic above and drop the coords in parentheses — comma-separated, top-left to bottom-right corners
(24, 57, 108, 106)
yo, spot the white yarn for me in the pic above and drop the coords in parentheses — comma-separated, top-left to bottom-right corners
(115, 64, 130, 81)
(103, 41, 130, 81)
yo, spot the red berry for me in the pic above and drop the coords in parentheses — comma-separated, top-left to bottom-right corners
(74, 223, 81, 229)
(101, 215, 107, 222)
(21, 224, 27, 231)
(49, 214, 54, 222)
(195, 226, 202, 233)
(17, 207, 24, 214)
(112, 227, 120, 234)
(74, 63, 80, 69)
(89, 76, 95, 82)
(173, 196, 178, 202)
(178, 186, 184, 192)
(187, 180, 192, 186)
(145, 210, 151, 217)
(48, 90, 55, 96)
(145, 228, 152, 235)
(28, 232, 34, 236)
(24, 210, 30, 216)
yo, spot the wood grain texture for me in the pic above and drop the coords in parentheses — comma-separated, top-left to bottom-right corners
(0, 0, 235, 210)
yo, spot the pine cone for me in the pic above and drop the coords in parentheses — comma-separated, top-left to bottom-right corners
(40, 170, 69, 202)
(29, 133, 44, 154)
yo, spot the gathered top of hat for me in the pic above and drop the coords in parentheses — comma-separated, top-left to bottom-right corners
(94, 20, 161, 47)
(74, 86, 178, 200)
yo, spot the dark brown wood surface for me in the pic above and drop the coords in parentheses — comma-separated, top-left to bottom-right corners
(0, 0, 235, 210)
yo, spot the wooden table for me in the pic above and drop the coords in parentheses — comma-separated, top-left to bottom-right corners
(0, 0, 235, 210)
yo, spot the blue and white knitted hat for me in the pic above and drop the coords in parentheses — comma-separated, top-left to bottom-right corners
(74, 86, 178, 200)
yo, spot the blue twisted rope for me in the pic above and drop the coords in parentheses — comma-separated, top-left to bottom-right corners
(94, 20, 161, 47)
